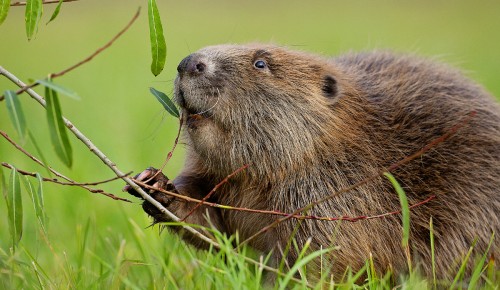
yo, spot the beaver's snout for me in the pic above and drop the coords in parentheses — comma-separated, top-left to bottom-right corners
(177, 54, 206, 77)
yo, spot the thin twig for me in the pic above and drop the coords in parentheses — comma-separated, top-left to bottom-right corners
(159, 117, 183, 172)
(0, 7, 140, 101)
(181, 164, 249, 221)
(11, 0, 79, 6)
(0, 64, 216, 248)
(146, 117, 184, 184)
(239, 112, 475, 246)
(134, 179, 436, 222)
(0, 76, 309, 288)
(0, 130, 131, 201)
(0, 161, 130, 186)
(1, 162, 130, 202)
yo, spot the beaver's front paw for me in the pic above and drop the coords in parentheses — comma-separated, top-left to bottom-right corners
(123, 167, 178, 223)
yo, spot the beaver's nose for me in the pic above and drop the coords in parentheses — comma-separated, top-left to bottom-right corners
(177, 54, 206, 76)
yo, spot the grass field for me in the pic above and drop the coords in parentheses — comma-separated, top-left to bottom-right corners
(1, 0, 499, 288)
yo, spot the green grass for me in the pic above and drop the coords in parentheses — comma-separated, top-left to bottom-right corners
(1, 0, 500, 289)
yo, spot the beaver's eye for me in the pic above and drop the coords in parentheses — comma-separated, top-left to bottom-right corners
(254, 60, 267, 69)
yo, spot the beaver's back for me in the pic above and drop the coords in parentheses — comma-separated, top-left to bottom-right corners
(331, 51, 500, 275)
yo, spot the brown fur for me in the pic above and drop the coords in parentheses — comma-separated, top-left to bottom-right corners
(130, 44, 500, 280)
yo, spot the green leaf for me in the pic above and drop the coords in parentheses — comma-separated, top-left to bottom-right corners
(4, 90, 27, 142)
(150, 87, 179, 118)
(0, 0, 10, 26)
(147, 0, 166, 76)
(29, 131, 52, 177)
(47, 0, 63, 24)
(6, 167, 23, 249)
(37, 78, 80, 100)
(21, 174, 46, 234)
(384, 172, 410, 247)
(45, 81, 73, 167)
(25, 0, 43, 41)
(0, 167, 6, 201)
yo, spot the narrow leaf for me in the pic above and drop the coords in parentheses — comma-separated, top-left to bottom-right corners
(147, 0, 166, 76)
(150, 87, 179, 118)
(47, 0, 63, 24)
(0, 167, 6, 200)
(0, 0, 10, 26)
(4, 90, 27, 141)
(29, 131, 52, 177)
(35, 173, 46, 232)
(384, 172, 410, 247)
(25, 0, 43, 40)
(37, 78, 80, 100)
(7, 167, 23, 249)
(45, 82, 73, 167)
(21, 174, 46, 234)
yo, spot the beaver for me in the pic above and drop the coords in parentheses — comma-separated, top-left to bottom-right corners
(126, 44, 500, 281)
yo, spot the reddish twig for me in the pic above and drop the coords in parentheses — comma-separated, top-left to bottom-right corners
(146, 117, 184, 184)
(0, 130, 131, 202)
(181, 164, 249, 221)
(2, 162, 131, 202)
(239, 111, 476, 246)
(159, 117, 183, 172)
(11, 0, 79, 6)
(0, 7, 141, 101)
(134, 179, 435, 223)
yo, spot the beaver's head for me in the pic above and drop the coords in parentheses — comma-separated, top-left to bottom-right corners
(174, 44, 350, 178)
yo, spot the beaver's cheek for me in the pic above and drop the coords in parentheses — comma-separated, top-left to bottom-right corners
(186, 114, 208, 130)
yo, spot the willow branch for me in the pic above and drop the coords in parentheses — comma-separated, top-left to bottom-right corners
(0, 7, 140, 101)
(0, 130, 131, 201)
(134, 179, 436, 222)
(1, 162, 129, 201)
(0, 65, 217, 248)
(11, 0, 79, 6)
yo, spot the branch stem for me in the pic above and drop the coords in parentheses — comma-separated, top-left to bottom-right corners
(0, 65, 217, 248)
(11, 0, 79, 6)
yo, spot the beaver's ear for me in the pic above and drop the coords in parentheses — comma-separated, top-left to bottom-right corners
(322, 75, 338, 98)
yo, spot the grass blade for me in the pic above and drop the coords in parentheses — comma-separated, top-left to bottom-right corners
(278, 247, 332, 290)
(150, 87, 179, 118)
(384, 172, 410, 247)
(430, 217, 437, 290)
(4, 90, 27, 142)
(468, 233, 494, 289)
(450, 238, 477, 289)
(25, 0, 43, 40)
(6, 167, 23, 249)
(45, 82, 73, 167)
(37, 78, 80, 100)
(0, 0, 10, 25)
(148, 0, 166, 76)
(46, 0, 63, 24)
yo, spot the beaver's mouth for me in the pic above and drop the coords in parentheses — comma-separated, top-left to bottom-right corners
(178, 88, 211, 129)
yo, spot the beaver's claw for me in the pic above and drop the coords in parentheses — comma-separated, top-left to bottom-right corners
(123, 167, 177, 221)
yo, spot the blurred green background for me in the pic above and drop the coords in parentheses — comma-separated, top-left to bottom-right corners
(1, 0, 499, 284)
